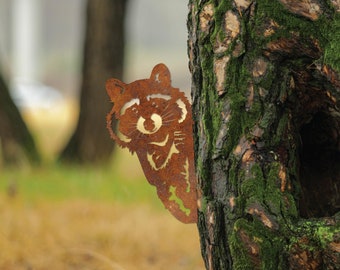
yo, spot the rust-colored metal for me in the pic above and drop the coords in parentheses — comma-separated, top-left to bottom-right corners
(106, 63, 197, 223)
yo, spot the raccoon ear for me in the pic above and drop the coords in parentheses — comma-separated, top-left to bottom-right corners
(150, 63, 171, 87)
(106, 79, 126, 101)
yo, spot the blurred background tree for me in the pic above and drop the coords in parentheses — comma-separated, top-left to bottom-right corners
(0, 69, 39, 165)
(59, 0, 127, 164)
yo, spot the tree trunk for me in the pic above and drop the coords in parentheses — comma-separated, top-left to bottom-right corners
(0, 70, 40, 165)
(59, 0, 127, 164)
(188, 0, 340, 269)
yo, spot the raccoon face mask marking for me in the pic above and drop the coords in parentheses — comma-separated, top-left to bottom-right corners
(106, 63, 197, 223)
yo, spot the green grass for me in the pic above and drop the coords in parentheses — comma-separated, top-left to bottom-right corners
(0, 152, 162, 208)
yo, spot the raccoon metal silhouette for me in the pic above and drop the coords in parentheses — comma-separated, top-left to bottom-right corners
(106, 64, 197, 223)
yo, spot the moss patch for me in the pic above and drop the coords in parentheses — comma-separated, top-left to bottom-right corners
(230, 218, 285, 270)
(323, 13, 340, 72)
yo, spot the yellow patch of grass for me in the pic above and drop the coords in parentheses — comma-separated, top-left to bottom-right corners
(0, 197, 204, 270)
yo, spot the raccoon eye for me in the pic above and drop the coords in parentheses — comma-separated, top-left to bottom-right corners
(120, 98, 140, 115)
(132, 107, 138, 114)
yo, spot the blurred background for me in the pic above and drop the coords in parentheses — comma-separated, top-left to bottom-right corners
(0, 0, 203, 269)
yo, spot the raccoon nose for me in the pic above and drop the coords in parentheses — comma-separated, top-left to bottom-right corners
(144, 118, 155, 131)
(137, 114, 162, 134)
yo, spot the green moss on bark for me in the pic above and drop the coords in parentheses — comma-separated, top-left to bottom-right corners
(230, 218, 286, 270)
(323, 13, 340, 71)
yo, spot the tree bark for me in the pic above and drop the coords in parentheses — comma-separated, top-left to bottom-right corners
(59, 0, 127, 164)
(0, 70, 40, 165)
(188, 0, 340, 269)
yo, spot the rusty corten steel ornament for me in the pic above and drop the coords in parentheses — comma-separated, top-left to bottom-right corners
(106, 63, 197, 223)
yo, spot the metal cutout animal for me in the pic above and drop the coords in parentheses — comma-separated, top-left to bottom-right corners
(106, 63, 197, 223)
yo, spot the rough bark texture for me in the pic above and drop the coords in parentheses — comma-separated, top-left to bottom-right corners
(0, 71, 40, 165)
(188, 0, 340, 269)
(60, 0, 126, 163)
